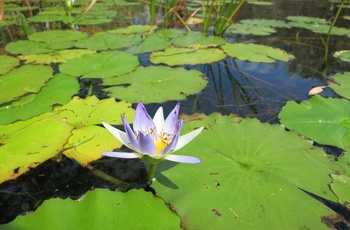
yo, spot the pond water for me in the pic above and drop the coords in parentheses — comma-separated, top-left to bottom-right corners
(1, 0, 350, 228)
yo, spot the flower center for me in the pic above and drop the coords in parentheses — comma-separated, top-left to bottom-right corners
(142, 128, 174, 154)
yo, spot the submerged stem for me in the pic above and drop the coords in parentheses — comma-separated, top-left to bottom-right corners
(92, 169, 130, 191)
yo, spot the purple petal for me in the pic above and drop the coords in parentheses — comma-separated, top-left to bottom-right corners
(122, 115, 140, 152)
(102, 152, 141, 159)
(160, 120, 183, 155)
(165, 154, 201, 164)
(133, 102, 156, 133)
(138, 132, 157, 156)
(163, 103, 180, 135)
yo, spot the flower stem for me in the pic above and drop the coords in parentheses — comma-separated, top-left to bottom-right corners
(91, 169, 130, 192)
(146, 161, 160, 184)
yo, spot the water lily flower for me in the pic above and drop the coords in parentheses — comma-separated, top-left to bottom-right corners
(102, 102, 204, 164)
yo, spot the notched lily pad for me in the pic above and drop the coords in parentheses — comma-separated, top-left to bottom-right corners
(28, 30, 88, 43)
(172, 31, 226, 48)
(222, 43, 294, 63)
(334, 50, 350, 62)
(59, 51, 140, 78)
(0, 65, 53, 105)
(278, 95, 350, 150)
(103, 66, 207, 103)
(150, 47, 227, 66)
(226, 24, 276, 36)
(329, 72, 350, 99)
(153, 114, 341, 229)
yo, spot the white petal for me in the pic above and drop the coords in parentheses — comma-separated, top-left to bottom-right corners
(153, 106, 164, 133)
(165, 154, 201, 164)
(102, 152, 141, 159)
(102, 122, 135, 150)
(173, 127, 204, 152)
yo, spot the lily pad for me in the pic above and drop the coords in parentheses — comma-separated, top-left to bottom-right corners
(226, 24, 276, 36)
(109, 25, 155, 34)
(75, 32, 142, 51)
(28, 30, 88, 43)
(103, 66, 207, 103)
(222, 43, 294, 63)
(0, 117, 74, 183)
(153, 114, 341, 229)
(127, 32, 172, 54)
(334, 50, 350, 62)
(5, 40, 52, 55)
(0, 65, 53, 104)
(0, 73, 79, 125)
(278, 95, 350, 150)
(5, 189, 181, 229)
(171, 32, 227, 48)
(0, 55, 19, 75)
(59, 51, 139, 79)
(238, 18, 289, 28)
(330, 174, 350, 205)
(18, 49, 95, 64)
(329, 72, 350, 99)
(150, 47, 227, 66)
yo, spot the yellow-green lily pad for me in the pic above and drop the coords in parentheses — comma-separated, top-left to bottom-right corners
(329, 72, 350, 99)
(18, 49, 95, 64)
(0, 117, 74, 183)
(222, 43, 294, 63)
(0, 65, 53, 104)
(0, 55, 19, 75)
(103, 66, 207, 103)
(334, 50, 350, 62)
(28, 30, 88, 43)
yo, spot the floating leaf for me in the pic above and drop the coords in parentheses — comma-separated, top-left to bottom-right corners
(5, 189, 181, 229)
(153, 114, 341, 229)
(308, 86, 327, 96)
(18, 49, 95, 64)
(330, 174, 350, 205)
(28, 30, 88, 43)
(109, 25, 155, 34)
(278, 95, 350, 150)
(75, 32, 142, 51)
(226, 24, 276, 36)
(238, 18, 289, 28)
(63, 126, 122, 166)
(5, 40, 51, 55)
(59, 51, 139, 78)
(222, 43, 294, 63)
(0, 55, 19, 75)
(103, 66, 207, 103)
(0, 73, 79, 125)
(0, 65, 53, 104)
(54, 96, 134, 128)
(171, 31, 226, 48)
(127, 32, 172, 54)
(334, 50, 350, 62)
(0, 117, 74, 183)
(329, 72, 350, 99)
(150, 47, 227, 66)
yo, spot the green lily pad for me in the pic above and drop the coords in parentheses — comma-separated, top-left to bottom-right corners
(150, 47, 227, 66)
(334, 50, 350, 62)
(246, 0, 273, 5)
(0, 73, 79, 125)
(59, 51, 139, 78)
(226, 24, 276, 36)
(153, 114, 341, 229)
(18, 49, 95, 64)
(0, 55, 19, 75)
(330, 174, 350, 205)
(28, 30, 88, 43)
(278, 95, 350, 150)
(171, 32, 227, 48)
(5, 40, 51, 55)
(329, 72, 350, 99)
(5, 189, 181, 229)
(238, 18, 289, 28)
(103, 66, 207, 103)
(0, 117, 74, 183)
(222, 43, 294, 63)
(109, 25, 155, 34)
(127, 32, 172, 54)
(75, 32, 142, 51)
(0, 65, 53, 104)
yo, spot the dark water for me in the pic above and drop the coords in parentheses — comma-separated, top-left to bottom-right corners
(1, 0, 350, 226)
